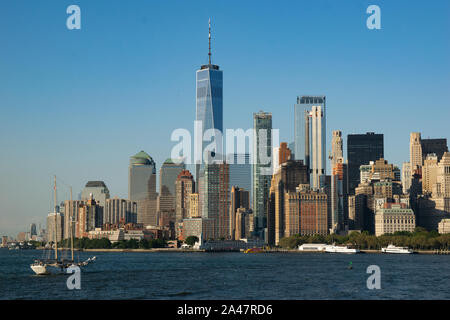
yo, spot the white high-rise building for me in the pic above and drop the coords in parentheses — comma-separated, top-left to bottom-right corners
(402, 162, 412, 194)
(331, 130, 343, 168)
(310, 105, 326, 190)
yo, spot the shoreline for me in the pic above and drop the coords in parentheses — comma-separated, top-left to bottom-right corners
(34, 247, 450, 254)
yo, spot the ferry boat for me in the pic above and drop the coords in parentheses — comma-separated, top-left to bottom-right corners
(381, 244, 413, 254)
(298, 244, 327, 252)
(325, 244, 360, 254)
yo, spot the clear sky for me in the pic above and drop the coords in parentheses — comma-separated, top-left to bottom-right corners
(1, 0, 449, 237)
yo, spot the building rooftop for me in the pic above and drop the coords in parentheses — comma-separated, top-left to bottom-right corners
(130, 150, 155, 166)
(85, 181, 108, 188)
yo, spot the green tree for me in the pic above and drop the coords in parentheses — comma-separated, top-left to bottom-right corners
(185, 236, 199, 246)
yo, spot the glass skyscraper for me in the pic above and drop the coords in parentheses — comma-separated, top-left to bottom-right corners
(347, 132, 384, 194)
(81, 181, 110, 208)
(253, 111, 272, 236)
(195, 20, 223, 188)
(227, 153, 252, 203)
(128, 150, 158, 225)
(196, 22, 223, 161)
(159, 158, 185, 213)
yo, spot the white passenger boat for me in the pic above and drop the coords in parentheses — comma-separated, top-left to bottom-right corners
(298, 243, 327, 252)
(325, 244, 360, 254)
(381, 244, 413, 254)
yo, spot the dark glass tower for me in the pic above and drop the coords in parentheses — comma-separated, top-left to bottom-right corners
(421, 138, 448, 161)
(347, 132, 384, 194)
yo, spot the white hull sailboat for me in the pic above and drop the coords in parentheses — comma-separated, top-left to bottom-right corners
(31, 177, 96, 275)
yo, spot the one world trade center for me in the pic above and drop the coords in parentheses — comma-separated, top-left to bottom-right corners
(195, 19, 223, 184)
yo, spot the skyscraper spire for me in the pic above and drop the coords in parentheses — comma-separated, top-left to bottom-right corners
(208, 18, 211, 65)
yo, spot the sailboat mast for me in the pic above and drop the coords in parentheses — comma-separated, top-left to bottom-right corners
(70, 186, 74, 261)
(54, 175, 58, 260)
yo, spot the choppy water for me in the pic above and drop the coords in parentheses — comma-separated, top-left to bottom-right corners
(1, 249, 449, 300)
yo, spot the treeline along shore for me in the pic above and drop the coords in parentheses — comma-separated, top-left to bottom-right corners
(278, 227, 450, 252)
(29, 227, 450, 254)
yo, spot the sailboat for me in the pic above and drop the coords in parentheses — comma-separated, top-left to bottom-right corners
(31, 176, 96, 275)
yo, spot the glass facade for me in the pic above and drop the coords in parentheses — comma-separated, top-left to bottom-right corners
(196, 65, 223, 160)
(227, 153, 252, 203)
(128, 151, 156, 201)
(160, 159, 185, 197)
(347, 133, 384, 194)
(253, 112, 272, 233)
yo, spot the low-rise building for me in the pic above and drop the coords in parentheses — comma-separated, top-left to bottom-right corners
(181, 218, 215, 241)
(88, 228, 123, 242)
(375, 203, 416, 236)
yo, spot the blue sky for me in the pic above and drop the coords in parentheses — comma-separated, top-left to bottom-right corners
(0, 0, 449, 237)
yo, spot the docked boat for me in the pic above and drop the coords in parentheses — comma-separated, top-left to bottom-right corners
(244, 248, 264, 253)
(381, 244, 413, 254)
(325, 244, 360, 254)
(298, 243, 327, 252)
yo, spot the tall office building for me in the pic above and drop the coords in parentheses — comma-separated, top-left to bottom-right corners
(158, 159, 185, 214)
(128, 150, 158, 226)
(175, 170, 195, 222)
(435, 152, 450, 198)
(47, 212, 64, 243)
(421, 138, 448, 161)
(104, 198, 137, 225)
(227, 153, 252, 202)
(331, 160, 348, 233)
(267, 160, 309, 245)
(200, 161, 229, 239)
(253, 111, 272, 235)
(297, 187, 328, 237)
(279, 142, 292, 166)
(229, 186, 250, 239)
(330, 130, 346, 232)
(234, 208, 254, 240)
(283, 185, 328, 242)
(81, 181, 110, 208)
(331, 130, 344, 168)
(288, 142, 295, 160)
(416, 152, 450, 231)
(189, 193, 200, 218)
(410, 132, 423, 175)
(422, 154, 439, 194)
(402, 162, 412, 194)
(77, 195, 103, 238)
(62, 200, 84, 240)
(347, 132, 384, 194)
(273, 142, 292, 174)
(30, 223, 37, 237)
(195, 19, 223, 185)
(294, 96, 326, 187)
(310, 105, 326, 189)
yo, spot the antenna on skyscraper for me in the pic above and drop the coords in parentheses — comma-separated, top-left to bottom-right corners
(208, 18, 211, 65)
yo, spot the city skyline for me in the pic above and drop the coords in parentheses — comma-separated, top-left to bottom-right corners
(1, 0, 450, 236)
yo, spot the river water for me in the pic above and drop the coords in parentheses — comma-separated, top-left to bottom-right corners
(1, 249, 449, 300)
